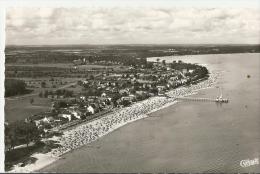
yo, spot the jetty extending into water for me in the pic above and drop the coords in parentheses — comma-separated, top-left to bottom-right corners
(162, 90, 229, 103)
(176, 97, 229, 103)
(162, 86, 229, 103)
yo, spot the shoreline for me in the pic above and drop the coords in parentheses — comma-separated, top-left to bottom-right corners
(9, 68, 220, 173)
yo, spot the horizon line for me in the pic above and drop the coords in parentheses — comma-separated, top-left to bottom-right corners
(5, 43, 260, 47)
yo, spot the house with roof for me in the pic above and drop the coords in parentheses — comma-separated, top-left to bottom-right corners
(87, 105, 95, 114)
(101, 92, 107, 98)
(136, 90, 147, 95)
(34, 116, 54, 128)
(119, 89, 130, 95)
(70, 110, 82, 119)
(80, 95, 86, 101)
(58, 110, 72, 121)
(156, 85, 166, 91)
(182, 68, 188, 74)
(59, 114, 72, 122)
(73, 59, 83, 65)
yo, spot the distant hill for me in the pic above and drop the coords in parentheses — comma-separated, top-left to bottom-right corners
(5, 44, 260, 64)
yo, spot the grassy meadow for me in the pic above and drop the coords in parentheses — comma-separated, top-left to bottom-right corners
(5, 96, 52, 123)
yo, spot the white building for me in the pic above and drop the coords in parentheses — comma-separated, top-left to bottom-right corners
(71, 111, 81, 119)
(101, 92, 107, 97)
(58, 114, 72, 121)
(80, 96, 86, 101)
(87, 105, 95, 114)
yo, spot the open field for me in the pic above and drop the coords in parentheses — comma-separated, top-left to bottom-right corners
(5, 96, 52, 123)
(5, 78, 84, 123)
(5, 63, 126, 71)
(76, 64, 128, 71)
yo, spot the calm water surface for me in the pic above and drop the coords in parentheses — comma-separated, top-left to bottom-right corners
(42, 53, 260, 173)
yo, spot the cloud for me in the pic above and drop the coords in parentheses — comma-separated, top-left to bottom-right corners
(6, 7, 260, 45)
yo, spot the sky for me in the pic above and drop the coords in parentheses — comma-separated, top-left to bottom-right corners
(5, 0, 260, 45)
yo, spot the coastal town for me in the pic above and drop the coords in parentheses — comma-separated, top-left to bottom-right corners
(5, 55, 210, 171)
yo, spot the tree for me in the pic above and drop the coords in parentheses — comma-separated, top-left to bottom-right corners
(89, 75, 94, 80)
(149, 87, 158, 95)
(162, 60, 166, 66)
(41, 81, 46, 88)
(6, 121, 41, 148)
(77, 80, 83, 86)
(44, 90, 49, 98)
(121, 99, 131, 107)
(156, 58, 160, 63)
(22, 122, 40, 147)
(64, 90, 73, 97)
(56, 89, 61, 96)
(30, 98, 34, 105)
(146, 62, 153, 69)
(111, 92, 121, 106)
(39, 92, 43, 98)
(80, 115, 87, 120)
(5, 79, 28, 97)
(53, 101, 68, 109)
(122, 91, 128, 97)
(130, 88, 136, 94)
(10, 136, 16, 150)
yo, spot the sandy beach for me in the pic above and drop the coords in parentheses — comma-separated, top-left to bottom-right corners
(9, 68, 220, 173)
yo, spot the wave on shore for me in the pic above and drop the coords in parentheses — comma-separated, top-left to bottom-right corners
(9, 70, 220, 173)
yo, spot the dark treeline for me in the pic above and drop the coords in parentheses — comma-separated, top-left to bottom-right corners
(5, 79, 31, 97)
(170, 60, 200, 70)
(5, 121, 41, 150)
(5, 120, 47, 171)
(170, 60, 209, 80)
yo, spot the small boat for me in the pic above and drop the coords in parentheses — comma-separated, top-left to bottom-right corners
(215, 87, 229, 103)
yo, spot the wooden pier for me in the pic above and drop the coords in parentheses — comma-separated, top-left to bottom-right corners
(162, 86, 229, 103)
(176, 97, 216, 102)
(176, 97, 229, 103)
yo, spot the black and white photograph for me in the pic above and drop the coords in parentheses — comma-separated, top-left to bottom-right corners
(1, 0, 260, 173)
